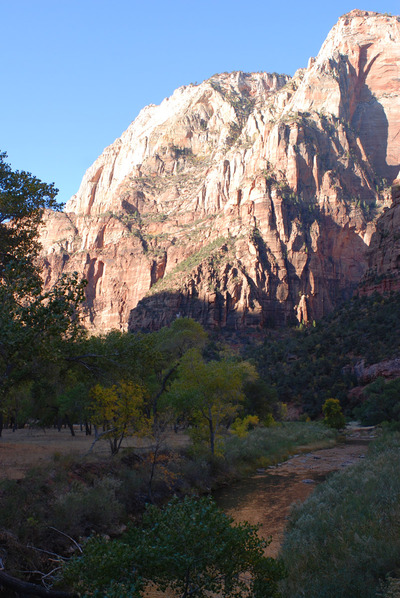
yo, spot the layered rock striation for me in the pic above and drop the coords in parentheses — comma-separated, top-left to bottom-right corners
(359, 175, 400, 295)
(39, 10, 400, 332)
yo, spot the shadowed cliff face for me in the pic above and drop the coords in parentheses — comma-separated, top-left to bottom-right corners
(358, 176, 400, 297)
(39, 10, 400, 333)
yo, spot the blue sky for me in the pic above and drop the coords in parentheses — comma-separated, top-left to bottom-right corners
(1, 1, 398, 204)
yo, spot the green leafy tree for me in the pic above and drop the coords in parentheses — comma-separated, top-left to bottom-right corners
(148, 317, 208, 417)
(69, 319, 207, 421)
(62, 536, 141, 597)
(56, 380, 91, 435)
(63, 496, 284, 598)
(243, 378, 279, 422)
(170, 349, 257, 454)
(0, 152, 86, 434)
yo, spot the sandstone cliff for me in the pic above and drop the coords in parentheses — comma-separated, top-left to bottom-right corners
(358, 175, 400, 295)
(39, 10, 400, 332)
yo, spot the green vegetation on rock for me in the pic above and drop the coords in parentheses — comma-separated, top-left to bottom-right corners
(251, 293, 400, 418)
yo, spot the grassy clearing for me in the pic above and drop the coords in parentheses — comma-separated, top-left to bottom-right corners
(223, 422, 337, 473)
(280, 432, 400, 598)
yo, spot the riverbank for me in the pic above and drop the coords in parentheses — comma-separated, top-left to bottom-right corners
(279, 431, 400, 598)
(0, 422, 336, 585)
(216, 427, 375, 556)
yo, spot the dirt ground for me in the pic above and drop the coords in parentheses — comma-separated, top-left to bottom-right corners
(0, 426, 189, 480)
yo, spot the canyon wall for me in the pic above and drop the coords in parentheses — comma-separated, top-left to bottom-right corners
(359, 175, 400, 296)
(39, 10, 400, 332)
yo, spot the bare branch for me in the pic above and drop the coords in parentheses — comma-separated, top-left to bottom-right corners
(47, 528, 82, 554)
(27, 545, 71, 561)
(85, 427, 117, 455)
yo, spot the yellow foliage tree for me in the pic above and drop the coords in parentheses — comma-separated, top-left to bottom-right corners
(231, 414, 260, 438)
(89, 380, 150, 454)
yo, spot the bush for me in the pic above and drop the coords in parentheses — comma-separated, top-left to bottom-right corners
(63, 496, 285, 597)
(223, 422, 336, 469)
(53, 476, 124, 536)
(250, 293, 400, 418)
(280, 433, 400, 597)
(62, 536, 140, 597)
(231, 415, 260, 437)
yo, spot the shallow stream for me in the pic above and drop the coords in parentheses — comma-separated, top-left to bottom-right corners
(215, 437, 370, 556)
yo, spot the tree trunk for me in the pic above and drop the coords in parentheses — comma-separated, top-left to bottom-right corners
(148, 445, 160, 503)
(208, 407, 215, 455)
(65, 415, 75, 437)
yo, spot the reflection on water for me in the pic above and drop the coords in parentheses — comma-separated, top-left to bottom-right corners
(215, 470, 326, 557)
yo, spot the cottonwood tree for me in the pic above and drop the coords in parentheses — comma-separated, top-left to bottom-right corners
(147, 317, 208, 418)
(89, 380, 150, 455)
(170, 348, 257, 454)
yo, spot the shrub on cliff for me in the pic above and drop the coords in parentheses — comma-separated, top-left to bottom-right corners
(251, 293, 400, 418)
(354, 377, 400, 426)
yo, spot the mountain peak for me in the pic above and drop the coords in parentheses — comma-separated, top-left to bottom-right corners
(40, 11, 400, 333)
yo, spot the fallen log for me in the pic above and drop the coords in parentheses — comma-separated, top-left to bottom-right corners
(0, 570, 75, 598)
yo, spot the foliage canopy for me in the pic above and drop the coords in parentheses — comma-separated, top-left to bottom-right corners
(63, 496, 284, 598)
(0, 152, 86, 433)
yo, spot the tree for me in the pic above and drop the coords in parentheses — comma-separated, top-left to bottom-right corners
(89, 380, 150, 454)
(0, 151, 59, 273)
(63, 497, 284, 598)
(0, 152, 86, 434)
(62, 535, 141, 597)
(148, 317, 208, 418)
(322, 398, 345, 429)
(353, 377, 400, 426)
(170, 349, 257, 454)
(242, 378, 279, 422)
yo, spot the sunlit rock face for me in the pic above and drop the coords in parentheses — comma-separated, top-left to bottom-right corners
(39, 10, 400, 332)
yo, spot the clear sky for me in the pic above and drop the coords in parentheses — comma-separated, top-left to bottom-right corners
(1, 1, 399, 204)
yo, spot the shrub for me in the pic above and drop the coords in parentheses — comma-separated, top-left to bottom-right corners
(63, 497, 284, 597)
(354, 377, 400, 426)
(62, 536, 140, 597)
(53, 476, 124, 536)
(280, 433, 400, 597)
(231, 415, 260, 437)
(223, 422, 336, 469)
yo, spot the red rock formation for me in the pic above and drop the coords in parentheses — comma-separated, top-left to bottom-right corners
(39, 11, 400, 332)
(358, 176, 400, 296)
(354, 357, 400, 384)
